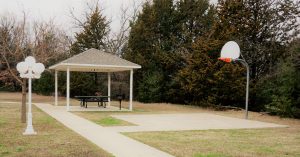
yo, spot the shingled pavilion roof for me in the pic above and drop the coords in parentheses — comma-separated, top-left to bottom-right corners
(49, 48, 141, 72)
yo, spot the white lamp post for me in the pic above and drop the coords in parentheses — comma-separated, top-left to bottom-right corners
(219, 41, 250, 119)
(17, 56, 45, 135)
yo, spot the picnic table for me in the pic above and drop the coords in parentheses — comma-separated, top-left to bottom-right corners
(75, 96, 110, 108)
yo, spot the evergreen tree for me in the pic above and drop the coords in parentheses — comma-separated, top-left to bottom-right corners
(125, 0, 178, 102)
(124, 0, 215, 103)
(124, 0, 299, 112)
(176, 38, 215, 105)
(216, 0, 300, 82)
(70, 6, 109, 55)
(214, 0, 300, 109)
(69, 5, 110, 96)
(177, 35, 246, 107)
(256, 39, 300, 117)
(176, 0, 246, 107)
(176, 0, 216, 48)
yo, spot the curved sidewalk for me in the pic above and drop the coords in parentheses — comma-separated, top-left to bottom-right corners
(34, 103, 173, 157)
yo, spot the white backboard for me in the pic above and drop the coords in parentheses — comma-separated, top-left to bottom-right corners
(220, 41, 240, 60)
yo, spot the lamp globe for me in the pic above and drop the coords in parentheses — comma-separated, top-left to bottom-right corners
(16, 62, 29, 74)
(32, 63, 45, 75)
(25, 56, 36, 65)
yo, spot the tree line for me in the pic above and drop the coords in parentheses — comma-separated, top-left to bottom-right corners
(0, 0, 299, 119)
(123, 0, 300, 117)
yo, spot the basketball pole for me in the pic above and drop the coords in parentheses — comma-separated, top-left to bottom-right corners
(219, 41, 250, 119)
(234, 59, 249, 119)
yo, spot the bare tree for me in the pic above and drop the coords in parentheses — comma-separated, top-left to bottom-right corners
(31, 21, 70, 64)
(0, 14, 69, 123)
(0, 14, 30, 123)
(105, 1, 141, 56)
(69, 0, 141, 56)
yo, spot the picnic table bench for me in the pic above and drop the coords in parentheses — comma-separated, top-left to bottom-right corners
(75, 96, 110, 108)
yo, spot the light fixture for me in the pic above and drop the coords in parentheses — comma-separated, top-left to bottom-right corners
(17, 56, 45, 135)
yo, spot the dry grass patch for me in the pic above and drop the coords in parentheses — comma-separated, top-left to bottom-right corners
(0, 103, 112, 157)
(124, 113, 300, 157)
(125, 127, 300, 157)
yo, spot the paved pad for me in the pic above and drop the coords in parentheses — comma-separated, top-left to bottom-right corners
(110, 113, 287, 132)
(35, 103, 173, 157)
(34, 103, 287, 157)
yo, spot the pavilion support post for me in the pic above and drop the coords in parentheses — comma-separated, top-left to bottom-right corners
(55, 70, 58, 106)
(129, 69, 133, 111)
(108, 72, 111, 106)
(66, 67, 70, 111)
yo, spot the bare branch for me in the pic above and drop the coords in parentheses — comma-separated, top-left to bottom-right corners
(105, 1, 142, 55)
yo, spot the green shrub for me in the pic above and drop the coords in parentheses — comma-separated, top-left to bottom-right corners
(257, 58, 300, 118)
(33, 71, 54, 95)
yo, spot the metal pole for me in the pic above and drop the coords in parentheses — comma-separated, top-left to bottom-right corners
(66, 67, 70, 111)
(108, 72, 111, 107)
(23, 77, 36, 135)
(55, 70, 58, 106)
(235, 59, 250, 119)
(129, 70, 133, 111)
(17, 56, 45, 136)
(28, 78, 32, 121)
(245, 62, 250, 119)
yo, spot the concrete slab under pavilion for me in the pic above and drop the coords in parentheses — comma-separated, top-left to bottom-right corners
(58, 105, 130, 112)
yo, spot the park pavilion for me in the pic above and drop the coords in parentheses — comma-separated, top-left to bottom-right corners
(49, 48, 141, 111)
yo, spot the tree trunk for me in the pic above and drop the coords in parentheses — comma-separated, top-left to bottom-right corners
(21, 79, 27, 123)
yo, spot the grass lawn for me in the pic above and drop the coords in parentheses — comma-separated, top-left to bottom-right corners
(73, 111, 134, 127)
(1, 92, 300, 157)
(0, 102, 112, 157)
(125, 127, 300, 157)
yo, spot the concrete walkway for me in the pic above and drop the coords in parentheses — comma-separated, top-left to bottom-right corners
(35, 103, 173, 157)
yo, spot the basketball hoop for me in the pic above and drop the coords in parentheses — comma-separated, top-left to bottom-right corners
(219, 41, 240, 62)
(219, 41, 250, 119)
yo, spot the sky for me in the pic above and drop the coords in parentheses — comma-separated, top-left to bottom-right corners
(0, 0, 143, 35)
(0, 0, 218, 36)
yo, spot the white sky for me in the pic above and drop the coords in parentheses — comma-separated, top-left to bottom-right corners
(0, 0, 218, 36)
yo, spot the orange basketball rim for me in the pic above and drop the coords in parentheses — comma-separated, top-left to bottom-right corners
(218, 58, 232, 63)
